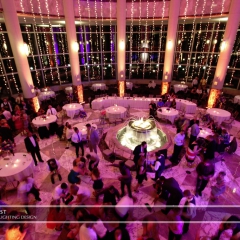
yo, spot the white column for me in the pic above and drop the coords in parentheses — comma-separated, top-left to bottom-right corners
(1, 0, 34, 98)
(63, 0, 81, 85)
(117, 0, 126, 81)
(211, 0, 240, 90)
(163, 0, 181, 82)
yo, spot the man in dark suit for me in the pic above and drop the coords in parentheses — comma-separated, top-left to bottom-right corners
(155, 176, 183, 215)
(24, 131, 44, 166)
(133, 141, 147, 168)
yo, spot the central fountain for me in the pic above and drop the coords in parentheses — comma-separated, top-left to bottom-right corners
(117, 117, 167, 151)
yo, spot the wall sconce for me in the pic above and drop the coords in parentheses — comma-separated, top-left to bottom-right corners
(73, 41, 79, 52)
(167, 40, 173, 50)
(220, 40, 226, 52)
(3, 43, 7, 50)
(120, 71, 124, 79)
(23, 42, 30, 56)
(119, 40, 125, 50)
(164, 72, 168, 80)
(213, 39, 217, 44)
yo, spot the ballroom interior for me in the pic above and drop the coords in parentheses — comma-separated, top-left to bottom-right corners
(0, 0, 240, 239)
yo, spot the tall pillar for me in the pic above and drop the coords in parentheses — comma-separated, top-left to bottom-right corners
(162, 0, 181, 95)
(63, 0, 83, 102)
(1, 0, 39, 111)
(207, 0, 240, 108)
(117, 0, 126, 97)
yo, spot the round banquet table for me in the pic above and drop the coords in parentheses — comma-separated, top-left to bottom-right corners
(173, 84, 188, 93)
(32, 115, 57, 127)
(206, 108, 231, 125)
(188, 127, 213, 139)
(73, 121, 97, 139)
(157, 107, 179, 124)
(233, 95, 240, 104)
(126, 82, 133, 90)
(92, 83, 107, 91)
(105, 106, 127, 119)
(175, 99, 197, 114)
(62, 103, 83, 119)
(92, 97, 157, 110)
(38, 91, 56, 101)
(65, 86, 73, 94)
(0, 153, 34, 182)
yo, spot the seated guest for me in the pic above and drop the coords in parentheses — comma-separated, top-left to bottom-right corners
(1, 98, 12, 112)
(191, 87, 198, 99)
(157, 99, 164, 108)
(196, 86, 202, 97)
(37, 107, 45, 116)
(171, 98, 176, 108)
(219, 129, 230, 153)
(164, 99, 171, 108)
(46, 105, 57, 116)
(149, 100, 157, 117)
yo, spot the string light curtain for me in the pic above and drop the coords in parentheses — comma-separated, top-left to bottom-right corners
(45, 0, 61, 84)
(156, 0, 166, 79)
(0, 23, 20, 93)
(20, 0, 40, 86)
(55, 0, 69, 81)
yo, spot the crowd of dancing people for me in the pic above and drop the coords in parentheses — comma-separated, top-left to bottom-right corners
(0, 89, 239, 240)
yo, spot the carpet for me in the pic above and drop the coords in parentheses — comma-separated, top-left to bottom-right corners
(87, 112, 100, 121)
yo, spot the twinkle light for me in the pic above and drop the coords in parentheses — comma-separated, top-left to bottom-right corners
(86, 0, 94, 77)
(149, 0, 156, 72)
(137, 0, 142, 75)
(184, 0, 199, 79)
(142, 0, 149, 77)
(100, 0, 106, 77)
(197, 0, 214, 77)
(36, 0, 55, 84)
(190, 0, 207, 79)
(129, 0, 134, 78)
(206, 0, 226, 81)
(94, 0, 100, 76)
(20, 0, 40, 85)
(0, 23, 19, 93)
(45, 0, 61, 84)
(157, 0, 165, 77)
(109, 0, 114, 77)
(77, 0, 87, 79)
(56, 0, 68, 80)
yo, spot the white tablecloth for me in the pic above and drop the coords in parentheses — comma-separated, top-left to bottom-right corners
(73, 121, 97, 139)
(92, 97, 158, 110)
(174, 84, 188, 93)
(188, 127, 213, 139)
(62, 104, 83, 119)
(206, 108, 231, 125)
(38, 91, 56, 101)
(157, 107, 179, 124)
(175, 99, 197, 114)
(233, 95, 240, 104)
(65, 87, 73, 94)
(126, 82, 133, 90)
(32, 115, 57, 127)
(106, 106, 127, 119)
(0, 153, 34, 182)
(92, 83, 107, 91)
